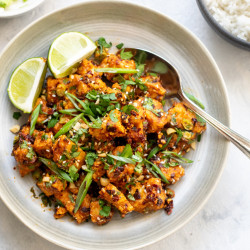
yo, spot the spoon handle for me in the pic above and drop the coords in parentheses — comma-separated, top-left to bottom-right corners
(180, 92, 250, 159)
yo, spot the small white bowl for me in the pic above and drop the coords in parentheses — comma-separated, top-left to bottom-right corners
(0, 0, 44, 18)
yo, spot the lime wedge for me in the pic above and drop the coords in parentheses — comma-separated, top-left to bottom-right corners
(48, 32, 96, 78)
(7, 57, 47, 113)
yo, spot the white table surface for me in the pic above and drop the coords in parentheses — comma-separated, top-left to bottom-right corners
(0, 0, 250, 249)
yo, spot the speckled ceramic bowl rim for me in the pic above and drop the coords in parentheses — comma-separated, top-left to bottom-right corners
(196, 0, 250, 51)
(0, 0, 230, 249)
(0, 0, 44, 18)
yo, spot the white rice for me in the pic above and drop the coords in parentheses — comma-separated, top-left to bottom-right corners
(205, 0, 250, 42)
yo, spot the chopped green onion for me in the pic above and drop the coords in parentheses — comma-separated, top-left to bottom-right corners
(39, 157, 73, 183)
(197, 134, 202, 142)
(184, 91, 205, 110)
(161, 151, 193, 163)
(59, 109, 79, 115)
(54, 113, 83, 139)
(95, 68, 139, 74)
(144, 159, 169, 184)
(107, 154, 136, 164)
(116, 43, 124, 49)
(74, 171, 93, 213)
(120, 49, 133, 60)
(13, 111, 21, 120)
(30, 104, 41, 135)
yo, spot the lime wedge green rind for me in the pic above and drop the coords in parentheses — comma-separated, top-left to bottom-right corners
(48, 31, 96, 78)
(7, 57, 47, 113)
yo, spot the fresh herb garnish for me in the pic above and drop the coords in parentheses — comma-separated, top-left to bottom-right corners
(85, 152, 98, 168)
(39, 193, 52, 207)
(161, 151, 193, 164)
(107, 145, 142, 166)
(143, 97, 162, 117)
(30, 103, 41, 135)
(195, 114, 206, 126)
(13, 111, 21, 120)
(122, 105, 138, 115)
(147, 135, 172, 160)
(39, 157, 73, 182)
(127, 194, 135, 201)
(97, 37, 112, 54)
(20, 140, 36, 160)
(48, 111, 59, 128)
(144, 159, 169, 184)
(116, 43, 124, 49)
(74, 170, 93, 213)
(99, 199, 111, 217)
(197, 134, 202, 142)
(175, 128, 183, 144)
(70, 128, 87, 144)
(54, 113, 83, 139)
(120, 49, 133, 60)
(184, 91, 205, 110)
(109, 110, 118, 122)
(41, 134, 48, 140)
(68, 165, 79, 181)
(134, 162, 143, 174)
(68, 193, 75, 203)
(95, 68, 138, 74)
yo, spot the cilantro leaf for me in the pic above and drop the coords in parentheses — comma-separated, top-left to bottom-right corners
(175, 128, 183, 144)
(109, 110, 118, 122)
(116, 43, 124, 49)
(48, 112, 59, 128)
(97, 37, 112, 48)
(13, 111, 21, 120)
(85, 152, 98, 168)
(99, 205, 111, 217)
(120, 49, 133, 60)
(122, 105, 138, 115)
(143, 97, 162, 116)
(68, 165, 79, 181)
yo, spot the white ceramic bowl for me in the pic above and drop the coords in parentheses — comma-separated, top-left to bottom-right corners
(0, 0, 44, 18)
(0, 1, 230, 249)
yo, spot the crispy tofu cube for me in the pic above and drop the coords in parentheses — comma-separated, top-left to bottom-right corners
(37, 174, 66, 197)
(166, 102, 206, 136)
(13, 140, 40, 177)
(54, 190, 91, 224)
(129, 178, 166, 212)
(77, 59, 102, 79)
(121, 101, 147, 143)
(89, 109, 126, 141)
(92, 159, 106, 182)
(141, 75, 166, 101)
(33, 132, 53, 158)
(53, 135, 86, 171)
(106, 146, 135, 187)
(139, 97, 168, 133)
(54, 206, 67, 219)
(160, 165, 185, 185)
(99, 183, 134, 216)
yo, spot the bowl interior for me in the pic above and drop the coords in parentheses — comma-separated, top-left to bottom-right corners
(0, 1, 229, 249)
